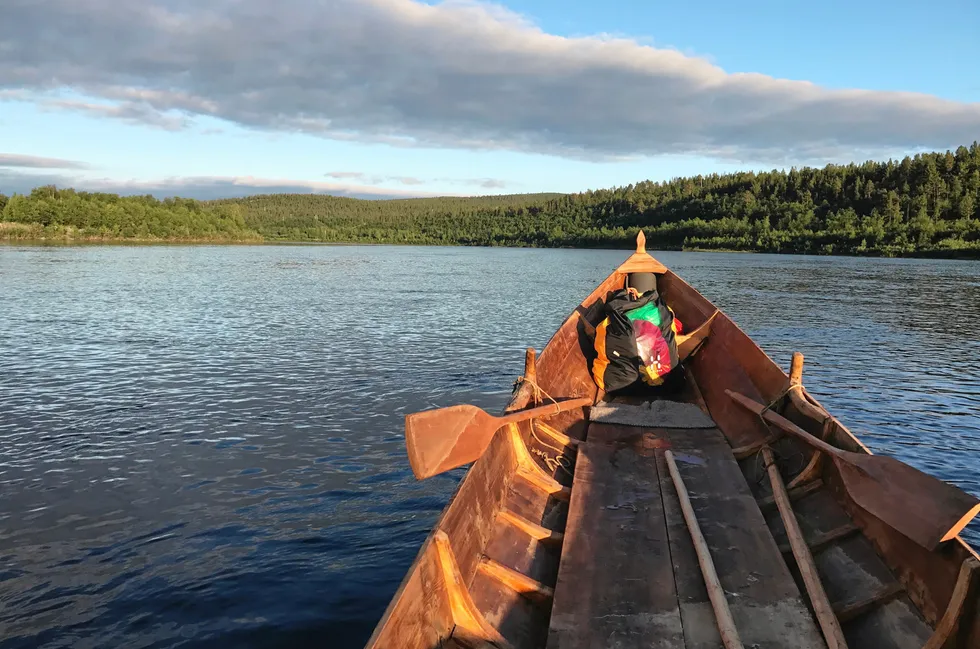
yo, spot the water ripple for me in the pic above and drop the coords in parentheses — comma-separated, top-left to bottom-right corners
(0, 244, 978, 648)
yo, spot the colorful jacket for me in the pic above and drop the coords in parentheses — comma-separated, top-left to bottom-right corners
(592, 287, 683, 392)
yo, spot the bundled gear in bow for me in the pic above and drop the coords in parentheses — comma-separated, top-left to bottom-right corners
(591, 273, 684, 393)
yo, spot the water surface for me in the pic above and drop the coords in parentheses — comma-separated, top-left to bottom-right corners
(1, 244, 978, 648)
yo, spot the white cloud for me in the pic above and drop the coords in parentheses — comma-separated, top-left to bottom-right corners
(42, 98, 192, 131)
(0, 171, 448, 200)
(2, 0, 979, 163)
(0, 153, 91, 169)
(324, 171, 509, 188)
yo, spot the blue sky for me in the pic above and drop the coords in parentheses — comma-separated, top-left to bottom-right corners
(1, 0, 978, 199)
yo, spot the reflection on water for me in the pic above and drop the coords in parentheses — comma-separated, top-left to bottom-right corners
(1, 244, 978, 648)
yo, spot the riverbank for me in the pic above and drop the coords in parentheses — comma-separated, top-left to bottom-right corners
(0, 221, 262, 244)
(4, 143, 980, 259)
(6, 225, 980, 259)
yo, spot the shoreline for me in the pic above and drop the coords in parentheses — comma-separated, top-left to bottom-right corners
(4, 236, 980, 260)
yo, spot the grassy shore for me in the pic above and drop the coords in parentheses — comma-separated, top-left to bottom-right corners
(0, 221, 262, 244)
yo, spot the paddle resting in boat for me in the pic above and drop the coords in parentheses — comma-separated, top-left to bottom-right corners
(366, 232, 980, 649)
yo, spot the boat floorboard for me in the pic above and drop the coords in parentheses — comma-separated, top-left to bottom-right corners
(546, 421, 684, 649)
(547, 416, 825, 649)
(742, 436, 934, 649)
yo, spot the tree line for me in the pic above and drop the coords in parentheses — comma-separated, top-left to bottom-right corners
(3, 142, 979, 257)
(0, 187, 259, 242)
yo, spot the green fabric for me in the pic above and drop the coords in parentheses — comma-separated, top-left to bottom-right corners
(625, 301, 663, 326)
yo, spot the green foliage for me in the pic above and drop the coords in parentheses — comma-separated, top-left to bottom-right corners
(1, 186, 260, 241)
(214, 142, 980, 256)
(3, 142, 980, 257)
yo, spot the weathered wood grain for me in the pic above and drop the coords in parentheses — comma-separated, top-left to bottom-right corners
(547, 423, 684, 649)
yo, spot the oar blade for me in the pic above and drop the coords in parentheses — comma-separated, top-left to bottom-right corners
(405, 405, 495, 480)
(676, 311, 718, 361)
(726, 388, 980, 550)
(840, 455, 980, 551)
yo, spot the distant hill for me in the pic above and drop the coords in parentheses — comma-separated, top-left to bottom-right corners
(213, 192, 567, 245)
(3, 143, 979, 257)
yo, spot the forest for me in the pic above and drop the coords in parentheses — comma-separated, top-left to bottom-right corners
(0, 187, 259, 242)
(3, 142, 980, 257)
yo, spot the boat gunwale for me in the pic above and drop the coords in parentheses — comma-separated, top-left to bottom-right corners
(364, 242, 980, 649)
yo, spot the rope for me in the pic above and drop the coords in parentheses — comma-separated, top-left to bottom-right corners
(752, 404, 805, 486)
(530, 421, 574, 476)
(760, 384, 793, 415)
(512, 374, 575, 475)
(514, 375, 561, 415)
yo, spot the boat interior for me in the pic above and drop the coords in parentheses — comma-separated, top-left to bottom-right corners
(365, 239, 980, 649)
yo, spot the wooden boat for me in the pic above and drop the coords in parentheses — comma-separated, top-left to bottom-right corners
(364, 232, 980, 649)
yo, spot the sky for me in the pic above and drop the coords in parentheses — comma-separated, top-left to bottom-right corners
(1, 0, 979, 200)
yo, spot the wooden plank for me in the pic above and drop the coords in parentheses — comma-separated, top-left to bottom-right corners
(777, 523, 860, 555)
(833, 581, 905, 623)
(439, 428, 520, 583)
(661, 428, 826, 649)
(546, 424, 685, 649)
(465, 423, 571, 649)
(363, 538, 453, 649)
(497, 509, 564, 546)
(480, 522, 561, 591)
(923, 557, 980, 649)
(433, 531, 513, 648)
(471, 516, 560, 649)
(502, 478, 567, 534)
(478, 556, 555, 605)
(758, 479, 824, 509)
(366, 425, 521, 649)
(468, 572, 548, 649)
(532, 420, 581, 448)
(732, 432, 783, 459)
(686, 326, 773, 450)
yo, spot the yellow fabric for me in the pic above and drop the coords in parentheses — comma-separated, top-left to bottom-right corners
(592, 317, 610, 390)
(638, 365, 666, 386)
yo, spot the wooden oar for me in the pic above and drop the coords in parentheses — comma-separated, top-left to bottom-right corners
(726, 389, 980, 551)
(405, 398, 592, 480)
(664, 450, 745, 649)
(760, 445, 848, 649)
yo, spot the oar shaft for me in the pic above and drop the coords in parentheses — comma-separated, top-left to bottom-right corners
(497, 397, 592, 425)
(762, 446, 849, 649)
(725, 390, 843, 460)
(665, 450, 745, 649)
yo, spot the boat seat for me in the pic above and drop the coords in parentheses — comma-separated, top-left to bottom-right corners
(546, 420, 826, 649)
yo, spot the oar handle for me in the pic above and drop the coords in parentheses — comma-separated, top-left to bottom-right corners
(497, 397, 593, 425)
(725, 390, 844, 459)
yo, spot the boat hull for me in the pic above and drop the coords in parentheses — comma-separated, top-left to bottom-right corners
(364, 238, 980, 649)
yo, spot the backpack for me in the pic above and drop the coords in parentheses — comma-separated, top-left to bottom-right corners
(591, 286, 683, 393)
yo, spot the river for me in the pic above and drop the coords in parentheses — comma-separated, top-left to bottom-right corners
(1, 244, 978, 648)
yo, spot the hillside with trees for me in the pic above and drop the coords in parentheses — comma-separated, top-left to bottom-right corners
(0, 187, 259, 242)
(3, 143, 979, 256)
